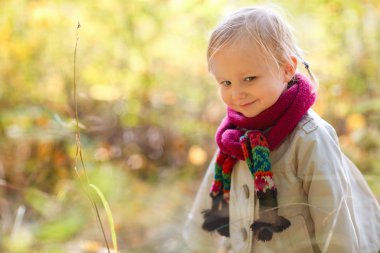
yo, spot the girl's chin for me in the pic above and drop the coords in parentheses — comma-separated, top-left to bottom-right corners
(239, 110, 260, 118)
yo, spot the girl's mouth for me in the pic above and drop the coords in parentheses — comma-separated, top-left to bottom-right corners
(239, 100, 257, 108)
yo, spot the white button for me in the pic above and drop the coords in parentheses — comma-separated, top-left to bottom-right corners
(243, 184, 250, 199)
(241, 227, 248, 241)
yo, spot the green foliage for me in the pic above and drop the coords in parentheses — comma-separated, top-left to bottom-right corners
(36, 212, 84, 242)
(0, 0, 379, 252)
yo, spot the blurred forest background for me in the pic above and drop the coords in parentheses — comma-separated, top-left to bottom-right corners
(0, 0, 379, 252)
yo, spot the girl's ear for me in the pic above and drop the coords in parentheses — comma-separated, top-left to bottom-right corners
(283, 56, 298, 83)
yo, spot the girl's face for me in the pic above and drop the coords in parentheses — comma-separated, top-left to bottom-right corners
(209, 39, 295, 118)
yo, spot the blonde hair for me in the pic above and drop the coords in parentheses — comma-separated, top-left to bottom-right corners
(207, 6, 318, 86)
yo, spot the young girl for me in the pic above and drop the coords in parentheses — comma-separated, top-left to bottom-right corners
(183, 6, 380, 253)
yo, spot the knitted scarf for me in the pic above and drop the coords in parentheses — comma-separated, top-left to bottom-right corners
(202, 73, 316, 241)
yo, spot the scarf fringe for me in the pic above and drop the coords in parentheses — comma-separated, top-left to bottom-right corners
(251, 215, 291, 241)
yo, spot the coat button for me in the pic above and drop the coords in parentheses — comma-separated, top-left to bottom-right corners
(243, 184, 250, 199)
(241, 227, 248, 241)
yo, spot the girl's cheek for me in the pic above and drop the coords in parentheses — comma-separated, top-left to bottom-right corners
(219, 91, 229, 105)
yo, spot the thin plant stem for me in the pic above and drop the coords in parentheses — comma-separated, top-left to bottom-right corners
(73, 22, 112, 253)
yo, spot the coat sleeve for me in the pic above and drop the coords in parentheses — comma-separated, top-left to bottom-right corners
(182, 151, 231, 252)
(295, 123, 361, 252)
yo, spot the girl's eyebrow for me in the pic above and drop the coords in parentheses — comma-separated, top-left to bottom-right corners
(213, 74, 228, 81)
(240, 70, 258, 76)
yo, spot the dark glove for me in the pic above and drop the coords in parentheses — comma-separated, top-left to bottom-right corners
(201, 192, 230, 237)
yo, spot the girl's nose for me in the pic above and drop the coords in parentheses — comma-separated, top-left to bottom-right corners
(231, 85, 247, 100)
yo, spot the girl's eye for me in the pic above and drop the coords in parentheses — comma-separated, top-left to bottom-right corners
(244, 76, 257, 82)
(220, 80, 232, 87)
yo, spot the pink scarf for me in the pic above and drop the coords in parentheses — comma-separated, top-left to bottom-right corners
(216, 73, 316, 159)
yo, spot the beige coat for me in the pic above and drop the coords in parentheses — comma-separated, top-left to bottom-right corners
(183, 110, 380, 253)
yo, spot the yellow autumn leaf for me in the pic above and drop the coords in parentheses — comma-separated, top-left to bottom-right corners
(188, 145, 207, 166)
(90, 85, 121, 101)
(346, 113, 366, 132)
